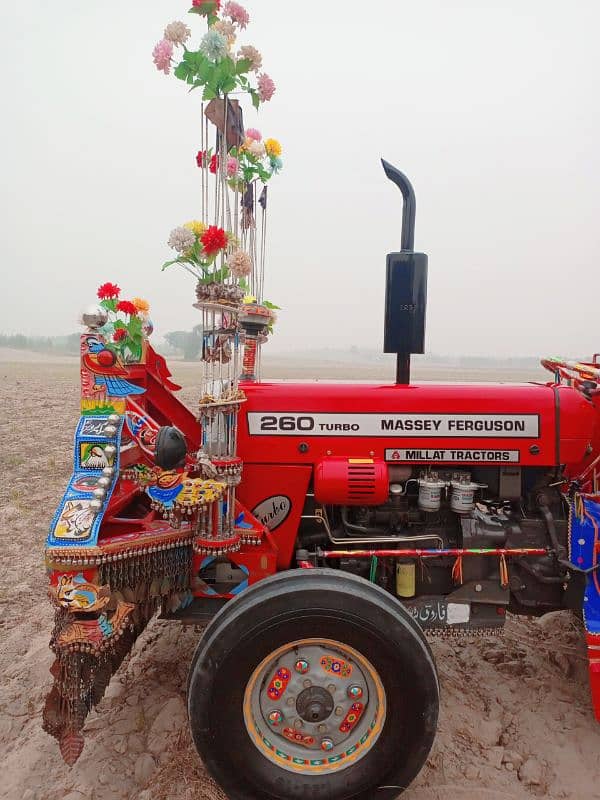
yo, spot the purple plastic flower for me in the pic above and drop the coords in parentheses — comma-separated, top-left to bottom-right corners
(153, 39, 173, 75)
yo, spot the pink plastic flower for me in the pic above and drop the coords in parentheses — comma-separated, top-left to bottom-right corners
(223, 1, 250, 29)
(226, 156, 239, 177)
(245, 128, 262, 142)
(153, 39, 173, 75)
(257, 73, 276, 102)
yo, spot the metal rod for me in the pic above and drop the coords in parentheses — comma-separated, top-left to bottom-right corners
(396, 353, 411, 384)
(320, 547, 548, 559)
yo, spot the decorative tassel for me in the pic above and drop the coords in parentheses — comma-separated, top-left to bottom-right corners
(499, 554, 509, 589)
(451, 555, 464, 585)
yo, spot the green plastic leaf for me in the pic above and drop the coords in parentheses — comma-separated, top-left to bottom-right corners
(203, 85, 217, 101)
(221, 76, 237, 94)
(236, 58, 252, 75)
(249, 89, 260, 110)
(263, 300, 281, 310)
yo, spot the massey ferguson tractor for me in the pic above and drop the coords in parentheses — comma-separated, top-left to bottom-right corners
(42, 4, 600, 799)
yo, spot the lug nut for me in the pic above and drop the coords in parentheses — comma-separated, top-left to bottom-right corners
(294, 659, 310, 674)
(348, 686, 364, 700)
(267, 710, 283, 727)
(303, 679, 312, 689)
(321, 738, 334, 752)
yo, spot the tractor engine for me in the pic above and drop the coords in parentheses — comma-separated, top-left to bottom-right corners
(236, 379, 600, 632)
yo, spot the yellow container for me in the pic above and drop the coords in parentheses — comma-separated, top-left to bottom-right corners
(396, 562, 416, 598)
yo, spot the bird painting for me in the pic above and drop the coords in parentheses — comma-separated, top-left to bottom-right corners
(82, 336, 145, 398)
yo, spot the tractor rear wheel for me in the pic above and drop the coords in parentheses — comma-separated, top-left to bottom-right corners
(187, 569, 439, 800)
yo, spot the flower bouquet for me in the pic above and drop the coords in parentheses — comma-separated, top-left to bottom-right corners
(96, 283, 150, 363)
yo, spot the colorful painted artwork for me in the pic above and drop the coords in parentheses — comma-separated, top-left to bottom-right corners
(320, 655, 353, 679)
(282, 728, 316, 748)
(267, 668, 292, 701)
(53, 573, 111, 613)
(53, 500, 97, 541)
(339, 702, 364, 734)
(80, 442, 115, 469)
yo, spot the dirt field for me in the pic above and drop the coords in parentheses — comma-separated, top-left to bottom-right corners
(1, 353, 599, 800)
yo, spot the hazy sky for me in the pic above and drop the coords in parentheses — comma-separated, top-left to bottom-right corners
(1, 0, 599, 357)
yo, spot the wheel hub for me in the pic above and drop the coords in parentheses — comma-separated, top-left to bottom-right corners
(296, 686, 334, 723)
(243, 638, 386, 775)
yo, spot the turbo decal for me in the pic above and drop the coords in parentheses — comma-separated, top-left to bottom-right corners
(267, 668, 292, 700)
(248, 413, 540, 438)
(252, 495, 292, 531)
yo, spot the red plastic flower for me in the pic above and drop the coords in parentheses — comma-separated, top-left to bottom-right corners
(196, 150, 207, 168)
(97, 282, 120, 300)
(209, 154, 219, 174)
(193, 0, 221, 8)
(116, 300, 138, 316)
(113, 328, 127, 342)
(201, 225, 228, 256)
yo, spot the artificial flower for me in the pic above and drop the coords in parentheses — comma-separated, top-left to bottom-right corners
(164, 21, 191, 46)
(132, 297, 150, 313)
(116, 300, 138, 316)
(227, 248, 252, 277)
(270, 156, 283, 173)
(213, 20, 237, 46)
(193, 0, 221, 9)
(238, 45, 262, 71)
(243, 294, 257, 304)
(97, 282, 120, 300)
(184, 220, 207, 237)
(196, 150, 208, 168)
(201, 225, 228, 256)
(248, 139, 266, 158)
(223, 1, 249, 29)
(257, 72, 276, 102)
(113, 328, 127, 342)
(264, 138, 282, 158)
(245, 128, 262, 142)
(168, 226, 196, 253)
(152, 39, 173, 75)
(226, 156, 239, 177)
(209, 153, 219, 174)
(200, 30, 228, 62)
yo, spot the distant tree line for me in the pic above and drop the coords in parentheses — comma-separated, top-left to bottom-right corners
(0, 333, 81, 355)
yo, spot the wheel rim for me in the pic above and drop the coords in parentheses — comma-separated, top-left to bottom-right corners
(243, 637, 387, 775)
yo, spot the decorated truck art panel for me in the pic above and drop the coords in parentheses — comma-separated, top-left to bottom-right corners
(42, 3, 600, 799)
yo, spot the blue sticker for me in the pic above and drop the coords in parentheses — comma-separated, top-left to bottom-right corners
(570, 496, 600, 635)
(47, 416, 125, 549)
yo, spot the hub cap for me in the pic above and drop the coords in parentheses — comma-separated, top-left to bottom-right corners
(243, 638, 386, 774)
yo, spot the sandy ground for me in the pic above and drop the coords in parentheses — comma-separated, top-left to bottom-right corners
(1, 353, 599, 800)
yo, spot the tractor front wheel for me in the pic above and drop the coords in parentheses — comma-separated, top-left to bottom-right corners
(188, 569, 439, 800)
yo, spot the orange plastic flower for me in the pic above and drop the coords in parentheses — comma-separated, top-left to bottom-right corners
(133, 297, 150, 313)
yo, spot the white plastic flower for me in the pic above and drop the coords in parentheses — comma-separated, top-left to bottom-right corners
(164, 21, 191, 46)
(200, 30, 229, 62)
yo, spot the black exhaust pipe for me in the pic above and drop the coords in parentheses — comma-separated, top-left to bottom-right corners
(381, 160, 428, 384)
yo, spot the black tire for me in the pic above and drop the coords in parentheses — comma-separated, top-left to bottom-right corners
(188, 569, 439, 800)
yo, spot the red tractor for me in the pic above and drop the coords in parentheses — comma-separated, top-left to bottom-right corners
(43, 162, 600, 800)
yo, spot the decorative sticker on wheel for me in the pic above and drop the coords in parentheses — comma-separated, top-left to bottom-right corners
(283, 728, 315, 748)
(339, 702, 364, 734)
(320, 655, 353, 678)
(267, 667, 291, 700)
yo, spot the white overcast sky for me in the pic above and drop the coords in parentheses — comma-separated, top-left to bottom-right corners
(1, 0, 599, 356)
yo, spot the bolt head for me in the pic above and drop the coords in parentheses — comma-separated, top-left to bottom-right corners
(335, 706, 344, 717)
(267, 710, 283, 727)
(303, 679, 312, 689)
